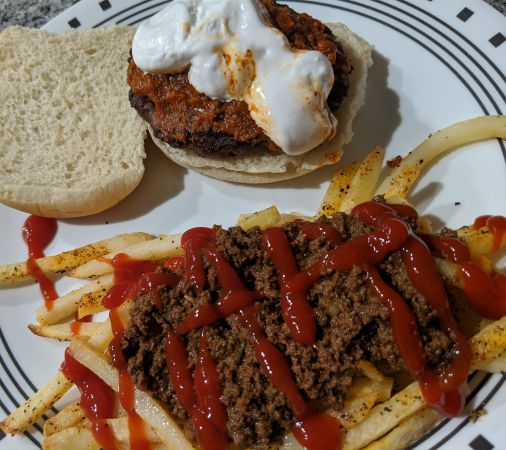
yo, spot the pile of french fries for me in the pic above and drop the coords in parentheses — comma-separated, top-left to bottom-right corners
(1, 115, 506, 450)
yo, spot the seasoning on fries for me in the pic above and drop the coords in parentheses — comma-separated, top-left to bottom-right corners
(1, 115, 505, 450)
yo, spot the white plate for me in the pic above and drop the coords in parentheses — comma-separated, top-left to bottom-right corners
(1, 0, 505, 449)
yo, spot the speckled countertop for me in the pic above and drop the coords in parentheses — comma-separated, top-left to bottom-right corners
(0, 0, 80, 30)
(489, 0, 506, 12)
(0, 0, 504, 30)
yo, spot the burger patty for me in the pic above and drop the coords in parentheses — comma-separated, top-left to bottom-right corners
(122, 213, 456, 449)
(127, 0, 353, 158)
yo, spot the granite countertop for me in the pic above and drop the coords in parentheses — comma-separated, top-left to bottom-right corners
(0, 0, 504, 30)
(0, 1, 80, 30)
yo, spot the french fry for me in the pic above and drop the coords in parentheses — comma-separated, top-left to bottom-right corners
(86, 301, 132, 352)
(357, 361, 391, 389)
(470, 314, 506, 369)
(415, 215, 433, 234)
(43, 416, 163, 450)
(237, 206, 283, 229)
(43, 400, 85, 436)
(29, 322, 104, 341)
(86, 320, 113, 352)
(343, 380, 425, 450)
(339, 147, 384, 213)
(70, 234, 183, 279)
(457, 226, 506, 259)
(35, 275, 113, 326)
(434, 256, 495, 291)
(68, 339, 194, 450)
(317, 161, 360, 217)
(279, 433, 303, 449)
(0, 371, 72, 434)
(42, 424, 101, 450)
(78, 288, 109, 319)
(336, 377, 393, 430)
(105, 416, 161, 444)
(280, 212, 309, 224)
(236, 206, 307, 230)
(362, 407, 442, 450)
(479, 350, 506, 373)
(433, 258, 463, 289)
(376, 115, 506, 198)
(0, 232, 152, 286)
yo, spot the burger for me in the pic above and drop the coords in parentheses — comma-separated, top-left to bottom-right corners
(127, 0, 373, 183)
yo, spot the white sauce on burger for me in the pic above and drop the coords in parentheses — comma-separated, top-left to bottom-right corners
(132, 0, 337, 156)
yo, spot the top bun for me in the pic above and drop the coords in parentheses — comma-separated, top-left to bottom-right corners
(150, 22, 373, 184)
(0, 26, 148, 218)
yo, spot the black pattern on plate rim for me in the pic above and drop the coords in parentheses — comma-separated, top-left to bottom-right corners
(396, 0, 505, 79)
(374, 0, 505, 106)
(289, 0, 506, 162)
(0, 328, 59, 416)
(489, 32, 506, 47)
(457, 7, 475, 22)
(0, 375, 43, 448)
(469, 434, 495, 450)
(99, 0, 112, 10)
(68, 17, 81, 28)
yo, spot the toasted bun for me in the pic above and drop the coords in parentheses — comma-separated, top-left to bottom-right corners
(0, 26, 147, 218)
(151, 22, 373, 184)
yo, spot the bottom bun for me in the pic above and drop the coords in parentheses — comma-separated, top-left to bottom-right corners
(151, 22, 373, 184)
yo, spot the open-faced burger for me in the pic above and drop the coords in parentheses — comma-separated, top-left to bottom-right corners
(127, 0, 373, 183)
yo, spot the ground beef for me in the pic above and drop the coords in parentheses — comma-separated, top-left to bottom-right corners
(122, 213, 458, 449)
(127, 0, 352, 157)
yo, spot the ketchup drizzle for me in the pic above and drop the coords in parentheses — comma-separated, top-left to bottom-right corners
(365, 264, 426, 377)
(165, 229, 232, 450)
(176, 243, 260, 335)
(238, 306, 308, 417)
(164, 255, 185, 272)
(22, 215, 58, 310)
(294, 220, 343, 248)
(472, 215, 506, 252)
(352, 202, 471, 416)
(108, 308, 148, 450)
(165, 331, 196, 413)
(101, 253, 179, 450)
(70, 314, 92, 336)
(164, 330, 229, 450)
(461, 265, 506, 320)
(263, 228, 318, 345)
(181, 228, 215, 291)
(425, 232, 506, 320)
(262, 203, 410, 346)
(60, 349, 117, 450)
(193, 337, 229, 450)
(400, 238, 471, 391)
